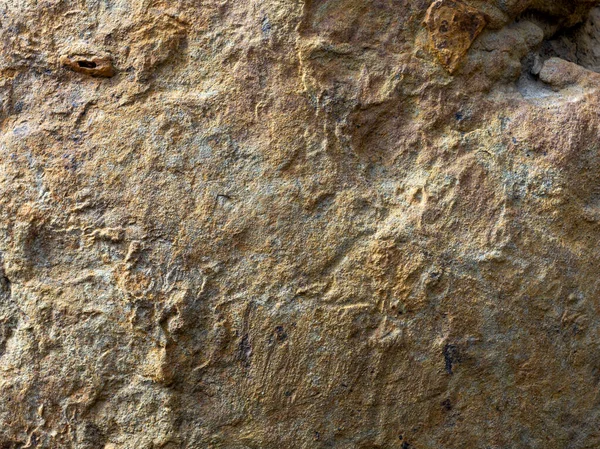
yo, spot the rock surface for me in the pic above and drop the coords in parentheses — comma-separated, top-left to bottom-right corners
(1, 0, 600, 448)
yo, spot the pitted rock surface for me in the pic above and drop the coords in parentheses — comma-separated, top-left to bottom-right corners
(2, 1, 600, 448)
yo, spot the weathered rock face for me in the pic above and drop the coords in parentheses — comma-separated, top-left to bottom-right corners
(2, 0, 600, 447)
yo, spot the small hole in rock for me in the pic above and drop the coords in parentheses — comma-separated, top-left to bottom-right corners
(77, 60, 97, 69)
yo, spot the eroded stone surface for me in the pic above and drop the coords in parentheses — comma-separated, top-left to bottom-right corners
(424, 0, 487, 73)
(60, 54, 115, 78)
(2, 1, 600, 448)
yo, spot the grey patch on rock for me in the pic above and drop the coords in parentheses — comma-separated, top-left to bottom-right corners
(75, 421, 106, 449)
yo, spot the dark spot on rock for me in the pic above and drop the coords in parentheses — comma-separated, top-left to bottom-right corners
(275, 325, 287, 343)
(77, 60, 97, 69)
(455, 111, 463, 121)
(0, 271, 11, 295)
(443, 343, 461, 374)
(262, 16, 272, 35)
(442, 398, 452, 411)
(0, 318, 16, 357)
(60, 54, 115, 77)
(238, 334, 252, 367)
(76, 421, 105, 449)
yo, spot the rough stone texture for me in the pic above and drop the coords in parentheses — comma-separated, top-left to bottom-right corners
(2, 1, 600, 448)
(424, 0, 487, 73)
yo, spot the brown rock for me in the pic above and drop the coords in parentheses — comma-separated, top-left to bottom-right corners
(424, 0, 487, 73)
(1, 1, 600, 448)
(60, 54, 115, 78)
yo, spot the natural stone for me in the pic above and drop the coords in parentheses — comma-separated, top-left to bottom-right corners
(424, 0, 487, 73)
(60, 54, 115, 78)
(2, 1, 600, 448)
(538, 57, 587, 89)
